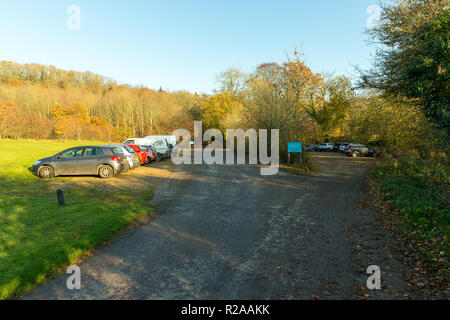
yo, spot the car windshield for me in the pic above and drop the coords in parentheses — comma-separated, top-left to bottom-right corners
(138, 146, 147, 151)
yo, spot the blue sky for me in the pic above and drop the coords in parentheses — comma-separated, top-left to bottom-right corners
(0, 0, 379, 93)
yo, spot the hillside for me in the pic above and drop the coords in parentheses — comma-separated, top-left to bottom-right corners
(0, 61, 201, 141)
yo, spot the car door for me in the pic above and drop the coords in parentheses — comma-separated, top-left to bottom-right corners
(55, 147, 84, 175)
(78, 147, 104, 174)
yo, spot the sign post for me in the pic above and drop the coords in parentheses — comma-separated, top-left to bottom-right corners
(287, 142, 302, 166)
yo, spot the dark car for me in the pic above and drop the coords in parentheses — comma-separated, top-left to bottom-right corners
(31, 146, 127, 179)
(346, 145, 378, 158)
(333, 143, 343, 152)
(149, 145, 162, 161)
(305, 144, 320, 151)
(338, 142, 352, 153)
(167, 143, 174, 157)
(343, 143, 363, 153)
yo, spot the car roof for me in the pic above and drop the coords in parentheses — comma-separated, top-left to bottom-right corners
(67, 145, 105, 149)
(101, 144, 124, 148)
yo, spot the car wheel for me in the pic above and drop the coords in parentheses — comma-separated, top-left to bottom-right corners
(38, 166, 55, 179)
(98, 165, 114, 179)
(352, 151, 358, 158)
(155, 153, 162, 162)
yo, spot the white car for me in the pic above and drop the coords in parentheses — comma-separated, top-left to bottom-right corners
(319, 143, 334, 152)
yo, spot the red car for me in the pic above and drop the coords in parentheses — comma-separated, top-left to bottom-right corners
(139, 145, 157, 162)
(124, 144, 147, 164)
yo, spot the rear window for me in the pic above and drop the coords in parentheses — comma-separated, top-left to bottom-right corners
(124, 140, 135, 144)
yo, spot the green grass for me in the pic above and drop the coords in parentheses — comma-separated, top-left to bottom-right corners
(0, 139, 154, 299)
(371, 156, 449, 277)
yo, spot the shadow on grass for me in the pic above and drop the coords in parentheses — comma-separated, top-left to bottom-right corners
(0, 167, 159, 299)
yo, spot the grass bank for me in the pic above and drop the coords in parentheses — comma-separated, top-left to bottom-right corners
(371, 156, 449, 287)
(0, 140, 154, 299)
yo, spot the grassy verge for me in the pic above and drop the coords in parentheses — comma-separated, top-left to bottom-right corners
(0, 140, 154, 299)
(279, 164, 312, 175)
(280, 151, 315, 175)
(370, 156, 449, 287)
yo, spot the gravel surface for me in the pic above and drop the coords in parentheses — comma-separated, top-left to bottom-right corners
(25, 152, 416, 299)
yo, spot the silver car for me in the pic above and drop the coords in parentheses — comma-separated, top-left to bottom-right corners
(31, 146, 127, 179)
(101, 144, 141, 170)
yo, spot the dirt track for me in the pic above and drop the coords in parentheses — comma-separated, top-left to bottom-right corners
(25, 152, 420, 299)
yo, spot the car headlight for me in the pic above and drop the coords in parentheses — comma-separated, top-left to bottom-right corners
(33, 160, 42, 166)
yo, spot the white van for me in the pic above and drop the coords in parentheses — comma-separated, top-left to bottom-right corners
(145, 135, 177, 147)
(123, 137, 171, 158)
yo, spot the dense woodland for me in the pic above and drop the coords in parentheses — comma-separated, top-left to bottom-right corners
(0, 62, 202, 141)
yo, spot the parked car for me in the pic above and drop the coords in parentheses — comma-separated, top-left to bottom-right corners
(101, 144, 140, 170)
(346, 145, 378, 158)
(305, 144, 320, 151)
(146, 145, 159, 161)
(31, 146, 126, 179)
(319, 143, 334, 152)
(124, 144, 147, 164)
(138, 145, 156, 163)
(333, 143, 343, 152)
(167, 143, 175, 157)
(148, 145, 162, 161)
(343, 143, 363, 153)
(144, 135, 177, 149)
(339, 142, 352, 153)
(124, 136, 172, 158)
(169, 143, 179, 157)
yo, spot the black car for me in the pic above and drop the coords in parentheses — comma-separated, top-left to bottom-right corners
(31, 146, 128, 179)
(333, 143, 342, 152)
(346, 145, 377, 158)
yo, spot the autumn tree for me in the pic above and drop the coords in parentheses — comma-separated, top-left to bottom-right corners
(200, 91, 244, 133)
(51, 102, 90, 140)
(215, 68, 248, 96)
(320, 75, 354, 141)
(359, 0, 450, 134)
(0, 100, 19, 139)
